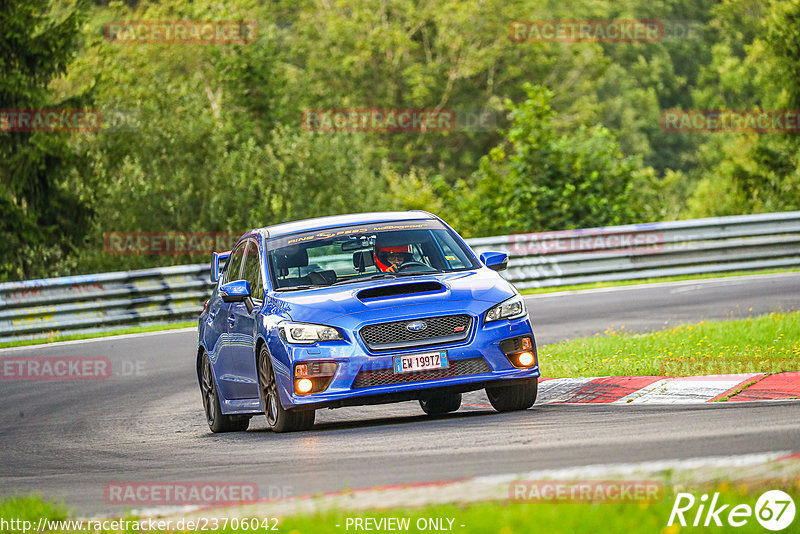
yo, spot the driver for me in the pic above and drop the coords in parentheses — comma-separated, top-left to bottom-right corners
(374, 244, 414, 273)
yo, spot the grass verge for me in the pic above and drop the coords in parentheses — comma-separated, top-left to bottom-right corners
(3, 486, 799, 533)
(278, 488, 799, 534)
(520, 267, 800, 295)
(0, 322, 196, 350)
(540, 311, 800, 377)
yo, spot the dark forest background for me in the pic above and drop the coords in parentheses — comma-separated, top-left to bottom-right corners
(2, 0, 799, 280)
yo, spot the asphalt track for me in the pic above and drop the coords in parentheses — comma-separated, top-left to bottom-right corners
(1, 272, 799, 515)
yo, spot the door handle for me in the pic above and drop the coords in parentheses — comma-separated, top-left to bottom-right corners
(228, 314, 236, 327)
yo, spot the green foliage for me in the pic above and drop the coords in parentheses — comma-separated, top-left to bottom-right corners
(4, 0, 800, 280)
(0, 0, 93, 281)
(459, 85, 643, 236)
(63, 0, 386, 272)
(544, 311, 800, 378)
(0, 495, 68, 531)
(627, 168, 687, 223)
(6, 489, 800, 534)
(377, 166, 445, 214)
(686, 0, 800, 218)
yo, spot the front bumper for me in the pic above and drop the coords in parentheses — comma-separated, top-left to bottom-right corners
(272, 314, 539, 410)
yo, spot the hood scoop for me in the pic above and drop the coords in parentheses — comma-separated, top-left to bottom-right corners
(357, 281, 445, 301)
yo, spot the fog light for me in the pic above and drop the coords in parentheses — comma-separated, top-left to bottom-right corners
(518, 352, 535, 367)
(296, 378, 314, 394)
(293, 361, 338, 395)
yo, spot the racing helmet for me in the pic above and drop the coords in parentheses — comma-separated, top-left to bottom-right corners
(374, 244, 413, 272)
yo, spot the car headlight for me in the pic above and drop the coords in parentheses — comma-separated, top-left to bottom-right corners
(485, 295, 527, 322)
(280, 322, 343, 344)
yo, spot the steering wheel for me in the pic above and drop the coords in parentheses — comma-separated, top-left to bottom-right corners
(397, 261, 433, 272)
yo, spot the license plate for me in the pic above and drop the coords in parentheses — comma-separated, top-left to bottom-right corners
(393, 351, 449, 374)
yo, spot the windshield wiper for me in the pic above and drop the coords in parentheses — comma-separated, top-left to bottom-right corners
(394, 270, 442, 276)
(275, 284, 328, 292)
(331, 270, 443, 286)
(332, 273, 397, 286)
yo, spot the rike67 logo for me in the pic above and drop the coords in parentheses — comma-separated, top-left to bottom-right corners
(668, 490, 796, 531)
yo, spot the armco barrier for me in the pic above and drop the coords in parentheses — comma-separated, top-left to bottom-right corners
(0, 265, 211, 343)
(468, 211, 800, 290)
(1, 211, 798, 342)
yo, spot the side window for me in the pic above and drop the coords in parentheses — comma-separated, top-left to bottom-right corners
(241, 240, 264, 300)
(222, 242, 246, 285)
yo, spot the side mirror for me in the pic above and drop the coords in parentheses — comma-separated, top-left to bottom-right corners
(480, 251, 509, 272)
(220, 279, 251, 303)
(211, 250, 231, 283)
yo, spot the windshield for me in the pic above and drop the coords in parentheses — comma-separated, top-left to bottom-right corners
(266, 219, 479, 290)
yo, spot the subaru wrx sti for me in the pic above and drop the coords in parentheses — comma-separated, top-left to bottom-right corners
(197, 211, 539, 432)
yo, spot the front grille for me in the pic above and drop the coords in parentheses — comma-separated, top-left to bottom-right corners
(360, 314, 472, 351)
(352, 357, 491, 389)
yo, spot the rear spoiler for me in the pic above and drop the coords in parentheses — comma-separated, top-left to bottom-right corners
(211, 250, 231, 283)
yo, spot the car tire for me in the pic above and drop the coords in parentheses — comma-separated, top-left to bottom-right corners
(200, 352, 250, 433)
(419, 393, 462, 415)
(257, 345, 315, 433)
(486, 378, 538, 412)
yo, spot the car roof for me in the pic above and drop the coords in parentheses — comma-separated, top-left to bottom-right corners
(254, 211, 437, 238)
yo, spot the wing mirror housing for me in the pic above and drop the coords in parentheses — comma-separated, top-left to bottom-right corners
(480, 251, 509, 272)
(220, 280, 255, 313)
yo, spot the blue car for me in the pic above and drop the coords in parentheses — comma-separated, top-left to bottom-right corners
(197, 211, 539, 433)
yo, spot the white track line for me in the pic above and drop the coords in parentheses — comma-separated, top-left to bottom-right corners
(124, 451, 797, 521)
(0, 327, 197, 353)
(524, 271, 800, 299)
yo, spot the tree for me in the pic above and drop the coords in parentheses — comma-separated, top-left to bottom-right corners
(457, 84, 644, 236)
(282, 0, 615, 185)
(685, 0, 800, 217)
(66, 0, 386, 272)
(0, 0, 92, 280)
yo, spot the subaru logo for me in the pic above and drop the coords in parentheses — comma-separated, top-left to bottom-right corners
(406, 321, 427, 332)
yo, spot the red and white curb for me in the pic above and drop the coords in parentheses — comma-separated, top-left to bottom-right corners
(535, 372, 800, 404)
(462, 372, 800, 407)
